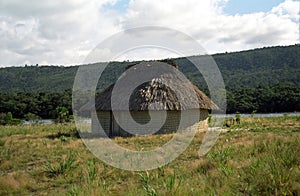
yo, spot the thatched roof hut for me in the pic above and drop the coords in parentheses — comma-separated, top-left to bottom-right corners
(87, 60, 218, 137)
(89, 60, 218, 111)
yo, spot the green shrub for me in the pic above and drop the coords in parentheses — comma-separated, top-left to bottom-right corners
(0, 112, 23, 125)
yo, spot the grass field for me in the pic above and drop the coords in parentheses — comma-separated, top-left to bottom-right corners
(0, 116, 299, 195)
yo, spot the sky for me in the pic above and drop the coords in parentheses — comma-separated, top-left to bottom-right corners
(0, 0, 299, 67)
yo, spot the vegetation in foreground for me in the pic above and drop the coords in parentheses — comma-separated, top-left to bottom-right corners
(0, 116, 299, 195)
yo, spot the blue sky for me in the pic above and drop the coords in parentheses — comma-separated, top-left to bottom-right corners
(104, 0, 290, 15)
(103, 0, 130, 13)
(224, 0, 287, 14)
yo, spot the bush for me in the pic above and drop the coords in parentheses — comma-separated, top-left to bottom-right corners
(0, 112, 23, 125)
(24, 113, 41, 125)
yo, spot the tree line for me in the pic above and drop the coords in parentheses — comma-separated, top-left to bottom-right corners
(0, 83, 299, 120)
(0, 45, 299, 119)
(226, 83, 300, 113)
(0, 45, 299, 93)
(0, 90, 72, 120)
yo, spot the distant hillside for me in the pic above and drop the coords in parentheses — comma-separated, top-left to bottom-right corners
(176, 44, 300, 91)
(0, 44, 299, 117)
(0, 44, 299, 93)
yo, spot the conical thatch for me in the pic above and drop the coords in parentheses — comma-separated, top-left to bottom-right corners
(87, 61, 219, 111)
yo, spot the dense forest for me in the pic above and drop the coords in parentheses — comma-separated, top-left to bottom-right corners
(0, 44, 299, 119)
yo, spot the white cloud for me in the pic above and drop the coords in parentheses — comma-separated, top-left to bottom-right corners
(114, 47, 182, 61)
(0, 0, 299, 66)
(0, 0, 121, 66)
(122, 0, 299, 54)
(271, 0, 300, 20)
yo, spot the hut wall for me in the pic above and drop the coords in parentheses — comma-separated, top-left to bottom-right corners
(92, 111, 111, 137)
(174, 109, 209, 132)
(129, 111, 181, 135)
(93, 109, 209, 137)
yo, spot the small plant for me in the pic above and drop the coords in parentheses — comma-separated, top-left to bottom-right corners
(196, 160, 215, 175)
(0, 148, 11, 161)
(235, 112, 241, 124)
(44, 155, 75, 177)
(0, 139, 5, 147)
(60, 135, 68, 143)
(163, 172, 182, 193)
(102, 179, 108, 190)
(208, 146, 233, 165)
(208, 146, 234, 176)
(66, 185, 80, 196)
(208, 114, 212, 124)
(86, 159, 98, 184)
(217, 162, 233, 176)
(251, 110, 257, 118)
(165, 173, 176, 191)
(138, 172, 157, 196)
(42, 140, 47, 146)
(157, 166, 165, 177)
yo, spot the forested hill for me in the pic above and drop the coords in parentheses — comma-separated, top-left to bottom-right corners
(0, 44, 299, 93)
(0, 45, 299, 117)
(212, 44, 300, 89)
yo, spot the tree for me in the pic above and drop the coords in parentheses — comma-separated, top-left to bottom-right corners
(235, 112, 241, 125)
(24, 112, 41, 125)
(0, 112, 22, 125)
(4, 112, 12, 122)
(56, 106, 69, 123)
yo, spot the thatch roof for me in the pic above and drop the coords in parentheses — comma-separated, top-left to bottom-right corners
(83, 61, 219, 111)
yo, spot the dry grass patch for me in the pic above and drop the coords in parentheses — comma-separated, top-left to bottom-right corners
(0, 117, 299, 195)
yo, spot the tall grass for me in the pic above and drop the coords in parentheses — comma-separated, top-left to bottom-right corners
(44, 155, 76, 177)
(0, 117, 299, 195)
(138, 172, 157, 196)
(234, 138, 300, 195)
(86, 159, 98, 184)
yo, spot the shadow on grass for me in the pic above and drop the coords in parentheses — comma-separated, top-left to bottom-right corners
(46, 128, 80, 140)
